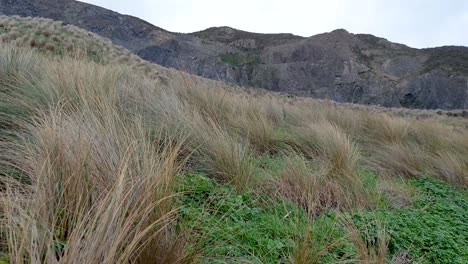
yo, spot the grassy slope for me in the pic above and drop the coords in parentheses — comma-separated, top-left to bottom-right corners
(0, 15, 134, 64)
(0, 16, 467, 263)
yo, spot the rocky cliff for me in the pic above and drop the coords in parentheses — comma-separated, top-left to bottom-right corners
(1, 0, 467, 109)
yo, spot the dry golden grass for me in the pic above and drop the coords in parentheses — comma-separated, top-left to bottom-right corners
(369, 143, 429, 177)
(363, 114, 410, 144)
(430, 152, 468, 186)
(288, 121, 361, 179)
(2, 101, 191, 263)
(231, 105, 276, 154)
(278, 154, 342, 214)
(338, 100, 468, 129)
(1, 39, 467, 187)
(190, 117, 255, 190)
(278, 152, 375, 215)
(0, 45, 197, 263)
(0, 17, 467, 262)
(309, 122, 360, 177)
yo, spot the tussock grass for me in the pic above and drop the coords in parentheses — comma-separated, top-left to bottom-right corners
(408, 120, 453, 151)
(0, 45, 195, 262)
(0, 15, 112, 61)
(364, 114, 410, 144)
(370, 139, 468, 185)
(231, 104, 276, 154)
(0, 18, 467, 262)
(279, 154, 344, 214)
(278, 152, 374, 215)
(309, 122, 360, 177)
(190, 117, 255, 190)
(289, 121, 360, 179)
(339, 215, 390, 264)
(175, 81, 235, 126)
(2, 106, 190, 263)
(431, 152, 468, 186)
(370, 143, 430, 178)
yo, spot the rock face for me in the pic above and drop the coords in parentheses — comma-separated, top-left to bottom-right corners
(2, 0, 468, 109)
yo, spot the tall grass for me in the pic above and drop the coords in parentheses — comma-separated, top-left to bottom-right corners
(190, 117, 255, 190)
(278, 151, 374, 215)
(364, 114, 410, 144)
(2, 106, 192, 264)
(231, 106, 276, 154)
(0, 32, 467, 262)
(0, 45, 194, 263)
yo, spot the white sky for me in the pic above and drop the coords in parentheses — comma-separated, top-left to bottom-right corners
(79, 0, 468, 48)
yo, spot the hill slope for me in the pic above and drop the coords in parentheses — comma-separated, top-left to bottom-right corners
(1, 0, 468, 109)
(0, 14, 468, 263)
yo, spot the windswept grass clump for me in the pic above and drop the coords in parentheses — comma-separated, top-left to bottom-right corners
(3, 112, 188, 263)
(278, 152, 378, 216)
(363, 114, 410, 144)
(0, 46, 195, 263)
(190, 118, 255, 190)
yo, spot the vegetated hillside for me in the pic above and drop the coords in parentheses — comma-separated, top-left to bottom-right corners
(2, 0, 468, 110)
(0, 15, 239, 96)
(0, 15, 467, 263)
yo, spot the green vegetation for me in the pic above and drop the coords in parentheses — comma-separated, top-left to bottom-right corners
(0, 15, 467, 264)
(177, 173, 352, 263)
(354, 178, 468, 263)
(178, 174, 310, 262)
(424, 46, 468, 75)
(221, 52, 260, 66)
(177, 174, 468, 263)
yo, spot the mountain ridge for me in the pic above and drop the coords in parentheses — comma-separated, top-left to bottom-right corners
(1, 0, 468, 109)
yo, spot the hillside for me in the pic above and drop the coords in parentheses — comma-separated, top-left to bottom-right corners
(0, 15, 242, 98)
(0, 15, 467, 263)
(1, 0, 468, 109)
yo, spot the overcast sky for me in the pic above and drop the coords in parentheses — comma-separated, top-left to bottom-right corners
(79, 0, 468, 48)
